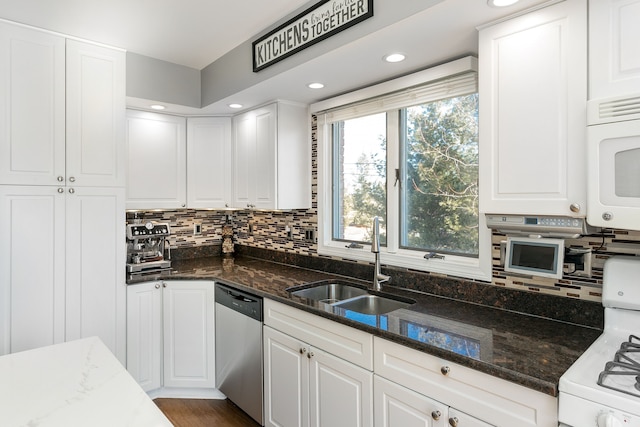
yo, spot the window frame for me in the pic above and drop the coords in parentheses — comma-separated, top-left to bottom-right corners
(313, 57, 491, 282)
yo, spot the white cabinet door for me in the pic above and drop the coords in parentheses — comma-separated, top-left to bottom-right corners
(374, 375, 447, 427)
(589, 0, 640, 99)
(232, 112, 254, 209)
(232, 104, 276, 209)
(162, 281, 215, 389)
(264, 326, 310, 427)
(232, 102, 310, 210)
(186, 117, 232, 208)
(0, 186, 65, 355)
(309, 347, 373, 427)
(126, 110, 186, 209)
(0, 23, 65, 186)
(126, 282, 163, 392)
(253, 104, 277, 209)
(478, 0, 587, 217)
(65, 187, 126, 364)
(66, 40, 126, 187)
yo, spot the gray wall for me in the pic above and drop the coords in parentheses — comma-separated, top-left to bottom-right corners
(126, 52, 201, 108)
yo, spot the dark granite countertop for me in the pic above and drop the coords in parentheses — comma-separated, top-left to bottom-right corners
(127, 255, 602, 397)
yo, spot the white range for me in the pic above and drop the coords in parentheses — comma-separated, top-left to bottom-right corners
(559, 256, 640, 427)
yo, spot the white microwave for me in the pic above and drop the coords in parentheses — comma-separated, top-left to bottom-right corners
(504, 236, 564, 279)
(587, 95, 640, 230)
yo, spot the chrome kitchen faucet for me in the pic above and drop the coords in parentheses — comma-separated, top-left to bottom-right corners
(372, 216, 390, 291)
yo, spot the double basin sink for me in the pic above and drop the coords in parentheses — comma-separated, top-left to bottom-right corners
(287, 281, 416, 315)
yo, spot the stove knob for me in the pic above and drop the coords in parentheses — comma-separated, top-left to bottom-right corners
(597, 411, 622, 427)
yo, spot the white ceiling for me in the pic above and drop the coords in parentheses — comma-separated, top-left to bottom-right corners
(0, 0, 550, 114)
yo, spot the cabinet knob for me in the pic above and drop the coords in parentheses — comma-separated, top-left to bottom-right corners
(299, 348, 307, 355)
(57, 188, 64, 194)
(68, 188, 75, 194)
(68, 176, 76, 183)
(569, 203, 580, 213)
(225, 203, 229, 208)
(181, 204, 186, 208)
(162, 282, 167, 288)
(602, 212, 613, 221)
(307, 351, 314, 359)
(441, 366, 450, 376)
(57, 176, 64, 182)
(448, 417, 459, 427)
(155, 284, 160, 289)
(431, 410, 441, 421)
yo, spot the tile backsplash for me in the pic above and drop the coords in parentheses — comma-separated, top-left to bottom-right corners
(127, 115, 640, 303)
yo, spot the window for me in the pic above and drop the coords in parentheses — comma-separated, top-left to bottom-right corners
(315, 59, 491, 281)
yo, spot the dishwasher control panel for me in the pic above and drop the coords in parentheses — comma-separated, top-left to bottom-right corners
(214, 283, 263, 321)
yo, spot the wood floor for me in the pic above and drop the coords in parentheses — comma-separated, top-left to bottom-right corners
(154, 398, 261, 427)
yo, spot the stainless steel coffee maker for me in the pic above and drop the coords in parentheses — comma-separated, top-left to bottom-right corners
(126, 222, 172, 273)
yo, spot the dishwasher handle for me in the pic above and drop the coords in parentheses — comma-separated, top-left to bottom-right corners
(215, 282, 263, 321)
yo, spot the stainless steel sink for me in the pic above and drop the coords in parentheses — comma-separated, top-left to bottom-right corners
(289, 282, 368, 304)
(334, 294, 413, 315)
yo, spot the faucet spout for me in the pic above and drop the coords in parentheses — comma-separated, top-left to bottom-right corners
(371, 217, 390, 291)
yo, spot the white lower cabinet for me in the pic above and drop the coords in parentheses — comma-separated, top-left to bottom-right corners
(263, 299, 373, 427)
(374, 337, 558, 427)
(0, 185, 125, 362)
(127, 280, 215, 395)
(264, 326, 373, 427)
(374, 375, 492, 427)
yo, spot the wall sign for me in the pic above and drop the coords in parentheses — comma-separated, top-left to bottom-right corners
(252, 0, 374, 72)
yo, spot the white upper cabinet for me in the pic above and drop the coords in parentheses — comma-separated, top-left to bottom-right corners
(126, 110, 187, 210)
(0, 22, 65, 186)
(0, 22, 125, 187)
(186, 117, 232, 209)
(66, 40, 126, 187)
(478, 0, 587, 217)
(232, 101, 311, 210)
(589, 0, 640, 100)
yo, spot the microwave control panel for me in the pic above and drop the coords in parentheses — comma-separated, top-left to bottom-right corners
(485, 214, 593, 238)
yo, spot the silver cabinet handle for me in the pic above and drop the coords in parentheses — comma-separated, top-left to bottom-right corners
(448, 417, 459, 427)
(181, 204, 186, 208)
(68, 176, 75, 183)
(57, 176, 64, 182)
(155, 284, 160, 289)
(68, 188, 75, 194)
(299, 348, 307, 355)
(57, 188, 64, 193)
(431, 410, 441, 420)
(441, 366, 450, 376)
(307, 351, 314, 359)
(569, 203, 580, 213)
(162, 282, 167, 288)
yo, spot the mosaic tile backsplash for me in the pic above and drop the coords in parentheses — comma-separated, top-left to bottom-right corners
(126, 116, 640, 303)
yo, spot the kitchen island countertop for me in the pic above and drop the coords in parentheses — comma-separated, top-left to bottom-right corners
(128, 255, 603, 397)
(0, 337, 172, 427)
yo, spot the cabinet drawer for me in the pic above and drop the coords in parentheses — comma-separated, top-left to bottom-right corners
(264, 299, 373, 370)
(374, 337, 557, 427)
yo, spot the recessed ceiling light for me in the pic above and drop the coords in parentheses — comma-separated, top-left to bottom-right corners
(150, 104, 165, 110)
(308, 82, 325, 89)
(487, 0, 519, 7)
(384, 53, 406, 63)
(228, 103, 243, 109)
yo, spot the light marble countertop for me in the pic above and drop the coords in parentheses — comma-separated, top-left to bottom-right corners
(0, 337, 173, 427)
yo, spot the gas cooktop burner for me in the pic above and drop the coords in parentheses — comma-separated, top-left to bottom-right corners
(598, 335, 640, 398)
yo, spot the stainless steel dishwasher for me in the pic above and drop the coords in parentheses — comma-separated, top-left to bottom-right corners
(215, 282, 263, 425)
